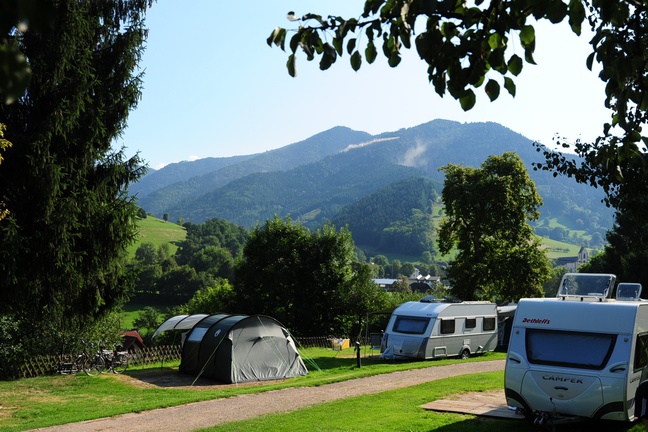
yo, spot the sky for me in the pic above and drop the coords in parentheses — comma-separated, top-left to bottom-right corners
(116, 1, 611, 170)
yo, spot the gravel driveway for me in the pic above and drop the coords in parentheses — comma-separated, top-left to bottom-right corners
(29, 359, 505, 432)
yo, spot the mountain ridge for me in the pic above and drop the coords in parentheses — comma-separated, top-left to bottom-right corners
(131, 119, 614, 254)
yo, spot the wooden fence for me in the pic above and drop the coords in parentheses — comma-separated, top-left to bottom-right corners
(8, 345, 182, 380)
(7, 336, 369, 380)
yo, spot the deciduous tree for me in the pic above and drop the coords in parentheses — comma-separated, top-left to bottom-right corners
(438, 152, 550, 301)
(234, 217, 380, 336)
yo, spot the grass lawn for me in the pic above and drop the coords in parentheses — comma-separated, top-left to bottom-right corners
(0, 348, 644, 432)
(198, 372, 641, 432)
(0, 351, 503, 431)
(120, 304, 146, 330)
(0, 349, 641, 432)
(540, 237, 582, 259)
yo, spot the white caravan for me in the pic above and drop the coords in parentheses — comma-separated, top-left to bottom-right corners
(381, 299, 498, 360)
(505, 273, 648, 424)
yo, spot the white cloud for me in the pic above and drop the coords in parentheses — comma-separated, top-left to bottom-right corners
(400, 140, 428, 168)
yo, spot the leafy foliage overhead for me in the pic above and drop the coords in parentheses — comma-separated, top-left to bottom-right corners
(268, 1, 587, 109)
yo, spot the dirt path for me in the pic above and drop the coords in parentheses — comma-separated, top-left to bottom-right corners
(29, 359, 505, 432)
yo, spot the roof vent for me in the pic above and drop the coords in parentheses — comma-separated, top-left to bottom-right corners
(616, 283, 643, 301)
(556, 273, 616, 302)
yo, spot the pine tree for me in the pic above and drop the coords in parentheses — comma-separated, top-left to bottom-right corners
(0, 0, 150, 355)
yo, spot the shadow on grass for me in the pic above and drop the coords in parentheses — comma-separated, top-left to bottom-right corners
(428, 417, 639, 432)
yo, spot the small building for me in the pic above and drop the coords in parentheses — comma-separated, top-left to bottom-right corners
(120, 330, 146, 354)
(555, 246, 590, 272)
(373, 278, 399, 290)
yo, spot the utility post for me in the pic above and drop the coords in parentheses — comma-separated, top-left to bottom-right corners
(355, 340, 361, 368)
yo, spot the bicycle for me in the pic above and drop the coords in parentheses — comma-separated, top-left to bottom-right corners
(56, 340, 99, 376)
(83, 343, 106, 376)
(56, 353, 84, 375)
(96, 343, 129, 374)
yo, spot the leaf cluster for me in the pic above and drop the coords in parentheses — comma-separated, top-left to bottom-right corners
(268, 0, 587, 110)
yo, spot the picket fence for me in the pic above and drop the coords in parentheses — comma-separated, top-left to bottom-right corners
(7, 336, 362, 380)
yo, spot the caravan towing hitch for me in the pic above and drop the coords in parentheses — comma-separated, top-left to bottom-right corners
(533, 412, 549, 425)
(532, 412, 557, 432)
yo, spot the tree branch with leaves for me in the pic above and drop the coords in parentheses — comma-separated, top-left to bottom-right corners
(269, 0, 648, 219)
(269, 1, 586, 110)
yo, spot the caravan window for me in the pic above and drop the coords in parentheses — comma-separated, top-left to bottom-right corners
(635, 333, 648, 371)
(440, 319, 455, 334)
(483, 317, 496, 331)
(465, 318, 476, 329)
(393, 316, 430, 334)
(526, 329, 616, 370)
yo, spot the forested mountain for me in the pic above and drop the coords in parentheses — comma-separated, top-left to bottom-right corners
(166, 140, 421, 227)
(133, 119, 614, 254)
(133, 126, 373, 215)
(131, 154, 256, 198)
(330, 177, 440, 256)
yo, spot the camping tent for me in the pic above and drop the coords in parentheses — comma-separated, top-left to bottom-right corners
(151, 314, 208, 339)
(153, 314, 308, 384)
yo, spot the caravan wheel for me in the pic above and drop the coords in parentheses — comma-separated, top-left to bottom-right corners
(460, 349, 470, 359)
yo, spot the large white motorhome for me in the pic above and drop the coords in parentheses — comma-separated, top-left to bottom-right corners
(381, 299, 498, 360)
(505, 273, 648, 425)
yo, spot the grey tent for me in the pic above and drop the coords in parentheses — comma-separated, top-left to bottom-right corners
(158, 313, 308, 383)
(151, 314, 208, 340)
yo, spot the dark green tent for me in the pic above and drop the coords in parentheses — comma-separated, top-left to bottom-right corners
(177, 314, 308, 383)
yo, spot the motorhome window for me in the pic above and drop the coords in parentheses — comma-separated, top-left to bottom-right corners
(634, 333, 648, 371)
(393, 316, 430, 334)
(526, 329, 616, 370)
(465, 318, 476, 329)
(440, 319, 455, 334)
(483, 317, 496, 331)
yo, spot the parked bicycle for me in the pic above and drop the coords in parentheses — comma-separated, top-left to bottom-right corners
(95, 343, 129, 374)
(56, 352, 84, 375)
(83, 343, 106, 376)
(56, 340, 101, 376)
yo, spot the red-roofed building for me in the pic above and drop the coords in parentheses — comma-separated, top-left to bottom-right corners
(120, 330, 146, 354)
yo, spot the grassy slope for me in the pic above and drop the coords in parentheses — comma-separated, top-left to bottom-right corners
(126, 216, 187, 258)
(123, 216, 187, 328)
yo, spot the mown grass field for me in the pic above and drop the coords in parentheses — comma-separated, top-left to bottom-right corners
(126, 216, 187, 258)
(0, 350, 500, 431)
(0, 349, 640, 432)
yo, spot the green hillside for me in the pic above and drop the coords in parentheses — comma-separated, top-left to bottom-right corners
(540, 238, 584, 260)
(127, 216, 187, 257)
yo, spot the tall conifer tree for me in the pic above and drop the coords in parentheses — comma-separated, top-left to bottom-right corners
(0, 0, 150, 354)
